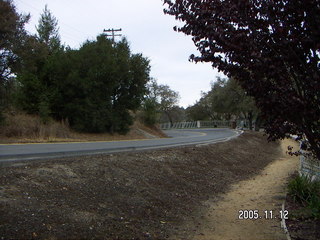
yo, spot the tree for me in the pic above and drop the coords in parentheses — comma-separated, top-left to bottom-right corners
(186, 77, 258, 128)
(210, 78, 258, 129)
(16, 5, 62, 123)
(157, 84, 180, 124)
(141, 97, 159, 126)
(164, 0, 320, 160)
(159, 105, 185, 123)
(36, 5, 60, 52)
(49, 36, 150, 134)
(186, 101, 211, 121)
(205, 78, 231, 120)
(144, 79, 180, 125)
(0, 0, 29, 112)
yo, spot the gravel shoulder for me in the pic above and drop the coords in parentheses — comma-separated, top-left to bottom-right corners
(0, 131, 290, 239)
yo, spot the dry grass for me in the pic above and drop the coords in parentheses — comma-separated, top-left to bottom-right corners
(131, 121, 168, 138)
(0, 112, 166, 144)
(0, 112, 71, 143)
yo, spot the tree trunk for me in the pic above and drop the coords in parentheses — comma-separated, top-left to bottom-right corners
(304, 129, 320, 162)
(248, 111, 253, 130)
(165, 111, 173, 126)
(254, 115, 261, 131)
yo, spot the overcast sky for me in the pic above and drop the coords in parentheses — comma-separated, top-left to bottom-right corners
(14, 0, 225, 108)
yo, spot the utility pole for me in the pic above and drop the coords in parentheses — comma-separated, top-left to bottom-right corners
(103, 28, 122, 42)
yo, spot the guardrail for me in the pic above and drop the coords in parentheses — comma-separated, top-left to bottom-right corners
(291, 136, 320, 180)
(300, 150, 320, 181)
(159, 120, 234, 130)
(159, 121, 197, 130)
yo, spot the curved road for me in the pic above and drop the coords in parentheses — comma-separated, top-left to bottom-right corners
(0, 128, 240, 163)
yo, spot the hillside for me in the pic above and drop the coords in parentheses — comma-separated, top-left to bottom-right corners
(0, 112, 166, 144)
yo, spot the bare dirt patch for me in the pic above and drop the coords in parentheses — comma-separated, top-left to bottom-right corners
(0, 132, 286, 239)
(177, 139, 299, 240)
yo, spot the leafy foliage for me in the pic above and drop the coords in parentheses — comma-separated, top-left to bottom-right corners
(14, 6, 151, 134)
(0, 0, 29, 110)
(54, 37, 150, 133)
(164, 0, 320, 160)
(186, 77, 258, 128)
(16, 5, 62, 123)
(143, 79, 180, 125)
(141, 98, 158, 126)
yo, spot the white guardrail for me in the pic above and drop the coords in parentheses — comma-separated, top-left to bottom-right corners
(300, 151, 320, 181)
(291, 135, 320, 180)
(159, 120, 242, 130)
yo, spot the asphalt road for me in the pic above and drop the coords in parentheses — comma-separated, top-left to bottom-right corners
(0, 128, 240, 163)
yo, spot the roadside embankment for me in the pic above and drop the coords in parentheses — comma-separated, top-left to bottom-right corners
(0, 112, 165, 144)
(0, 131, 285, 239)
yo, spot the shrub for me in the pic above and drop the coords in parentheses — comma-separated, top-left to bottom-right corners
(309, 194, 320, 218)
(141, 99, 158, 126)
(0, 112, 71, 140)
(288, 174, 320, 218)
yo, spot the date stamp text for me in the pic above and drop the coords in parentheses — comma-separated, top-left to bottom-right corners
(238, 209, 289, 220)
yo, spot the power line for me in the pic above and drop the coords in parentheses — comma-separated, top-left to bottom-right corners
(103, 28, 122, 42)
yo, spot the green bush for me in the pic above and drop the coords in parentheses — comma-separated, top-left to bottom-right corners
(288, 174, 320, 218)
(142, 98, 158, 126)
(309, 193, 320, 218)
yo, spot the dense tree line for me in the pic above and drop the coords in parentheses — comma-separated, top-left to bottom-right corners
(1, 1, 151, 134)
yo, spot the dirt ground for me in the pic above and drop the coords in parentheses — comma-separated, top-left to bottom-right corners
(0, 132, 297, 239)
(285, 195, 320, 240)
(178, 139, 299, 240)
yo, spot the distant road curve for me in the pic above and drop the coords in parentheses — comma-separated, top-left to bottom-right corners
(0, 128, 241, 163)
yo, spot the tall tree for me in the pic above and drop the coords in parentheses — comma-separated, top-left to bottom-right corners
(17, 5, 62, 122)
(36, 5, 60, 52)
(0, 0, 29, 110)
(164, 0, 320, 160)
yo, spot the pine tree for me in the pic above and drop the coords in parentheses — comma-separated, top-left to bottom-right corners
(36, 5, 60, 52)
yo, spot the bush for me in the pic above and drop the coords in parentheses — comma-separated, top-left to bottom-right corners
(309, 193, 320, 218)
(288, 174, 320, 218)
(141, 99, 158, 126)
